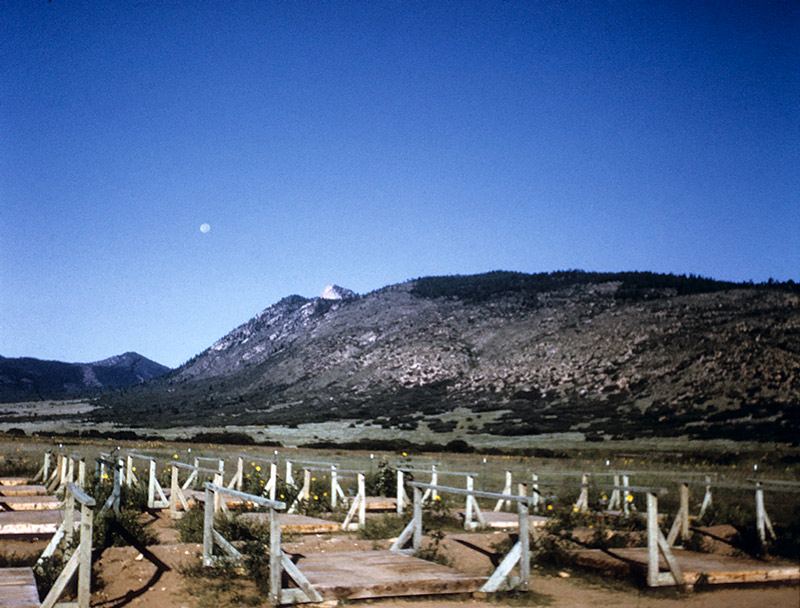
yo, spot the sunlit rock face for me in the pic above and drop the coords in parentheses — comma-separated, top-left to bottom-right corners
(320, 285, 357, 300)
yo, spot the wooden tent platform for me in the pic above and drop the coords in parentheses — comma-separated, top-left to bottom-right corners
(0, 509, 78, 536)
(0, 495, 61, 511)
(238, 512, 342, 534)
(291, 549, 488, 601)
(165, 488, 247, 508)
(456, 510, 550, 529)
(0, 478, 30, 487)
(364, 496, 397, 511)
(0, 568, 39, 608)
(0, 486, 48, 497)
(576, 547, 800, 585)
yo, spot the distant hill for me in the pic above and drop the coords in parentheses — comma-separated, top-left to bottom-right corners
(95, 271, 800, 442)
(0, 352, 170, 402)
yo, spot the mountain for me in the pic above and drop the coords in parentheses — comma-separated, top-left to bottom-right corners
(0, 351, 170, 402)
(95, 271, 800, 441)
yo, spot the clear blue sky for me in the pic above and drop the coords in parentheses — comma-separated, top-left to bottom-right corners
(2, 1, 798, 368)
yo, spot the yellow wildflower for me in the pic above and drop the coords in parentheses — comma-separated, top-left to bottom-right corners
(256, 466, 261, 472)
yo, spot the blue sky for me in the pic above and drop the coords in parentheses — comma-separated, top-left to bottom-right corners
(2, 1, 798, 368)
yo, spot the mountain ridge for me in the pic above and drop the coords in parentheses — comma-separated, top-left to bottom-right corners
(0, 351, 170, 402)
(95, 270, 800, 442)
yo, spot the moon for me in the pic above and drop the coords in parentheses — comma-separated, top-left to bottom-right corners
(200, 223, 211, 233)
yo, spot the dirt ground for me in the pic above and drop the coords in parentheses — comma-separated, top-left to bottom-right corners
(27, 513, 788, 608)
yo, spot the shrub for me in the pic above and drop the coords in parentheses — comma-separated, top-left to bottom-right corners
(364, 461, 396, 497)
(177, 505, 206, 543)
(356, 514, 411, 540)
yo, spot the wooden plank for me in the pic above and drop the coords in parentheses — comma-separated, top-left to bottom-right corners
(455, 510, 550, 529)
(292, 550, 487, 601)
(0, 495, 61, 511)
(0, 510, 79, 536)
(165, 488, 247, 508)
(364, 496, 397, 511)
(0, 478, 29, 486)
(238, 512, 341, 534)
(0, 485, 48, 497)
(575, 548, 800, 586)
(0, 568, 40, 608)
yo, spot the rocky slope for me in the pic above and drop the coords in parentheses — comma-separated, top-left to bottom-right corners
(0, 351, 170, 402)
(95, 272, 800, 441)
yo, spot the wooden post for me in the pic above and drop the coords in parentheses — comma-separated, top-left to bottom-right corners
(64, 485, 75, 547)
(203, 485, 214, 566)
(413, 485, 422, 552)
(286, 461, 294, 487)
(78, 496, 93, 608)
(126, 455, 134, 486)
(358, 473, 366, 526)
(331, 465, 338, 509)
(170, 465, 179, 517)
(269, 504, 282, 606)
(518, 498, 530, 589)
(148, 459, 157, 509)
(575, 473, 589, 513)
(699, 474, 712, 519)
(680, 482, 690, 541)
(77, 457, 85, 489)
(213, 472, 223, 513)
(465, 475, 474, 526)
(609, 474, 621, 510)
(622, 474, 631, 515)
(112, 462, 121, 513)
(754, 481, 775, 548)
(269, 462, 277, 501)
(42, 450, 51, 482)
(397, 469, 405, 515)
(646, 491, 659, 587)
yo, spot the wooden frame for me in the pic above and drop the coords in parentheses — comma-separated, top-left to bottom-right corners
(95, 456, 123, 514)
(390, 481, 533, 592)
(123, 452, 170, 509)
(536, 479, 680, 588)
(201, 482, 325, 606)
(38, 483, 95, 608)
(169, 462, 223, 519)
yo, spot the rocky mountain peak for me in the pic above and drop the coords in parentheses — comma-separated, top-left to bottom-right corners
(320, 284, 357, 300)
